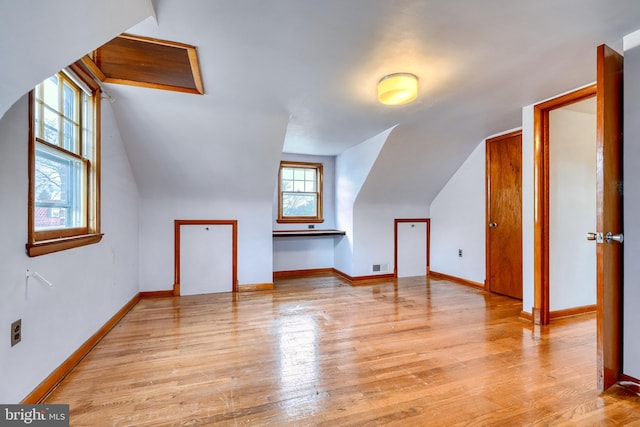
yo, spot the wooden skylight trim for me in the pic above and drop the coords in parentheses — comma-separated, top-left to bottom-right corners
(81, 33, 204, 95)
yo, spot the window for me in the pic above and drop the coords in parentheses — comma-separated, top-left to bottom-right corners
(277, 161, 323, 223)
(27, 68, 102, 256)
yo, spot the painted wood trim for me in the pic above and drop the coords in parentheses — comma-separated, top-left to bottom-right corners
(429, 270, 484, 289)
(140, 290, 175, 298)
(394, 218, 430, 278)
(532, 84, 597, 325)
(274, 268, 335, 279)
(238, 283, 275, 292)
(174, 220, 238, 295)
(549, 304, 597, 319)
(21, 293, 141, 403)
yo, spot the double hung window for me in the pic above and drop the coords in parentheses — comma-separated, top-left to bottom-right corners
(27, 69, 101, 256)
(277, 161, 323, 223)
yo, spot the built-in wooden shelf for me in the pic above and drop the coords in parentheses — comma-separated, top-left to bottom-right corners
(272, 229, 346, 237)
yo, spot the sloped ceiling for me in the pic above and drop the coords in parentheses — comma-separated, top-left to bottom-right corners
(106, 0, 640, 204)
(0, 0, 155, 120)
(4, 1, 640, 206)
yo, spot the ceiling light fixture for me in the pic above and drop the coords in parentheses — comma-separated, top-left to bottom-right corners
(377, 73, 418, 105)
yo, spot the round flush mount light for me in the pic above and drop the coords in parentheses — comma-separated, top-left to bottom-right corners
(377, 73, 418, 105)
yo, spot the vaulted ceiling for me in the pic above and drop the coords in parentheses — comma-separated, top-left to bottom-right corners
(3, 1, 640, 205)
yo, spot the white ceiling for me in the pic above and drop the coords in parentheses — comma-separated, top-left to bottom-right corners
(3, 1, 640, 205)
(117, 0, 640, 158)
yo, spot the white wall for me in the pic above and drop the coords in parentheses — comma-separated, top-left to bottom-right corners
(0, 95, 140, 403)
(334, 128, 392, 276)
(429, 141, 487, 284)
(352, 202, 429, 277)
(548, 106, 596, 311)
(272, 154, 336, 272)
(273, 237, 336, 271)
(139, 197, 273, 290)
(623, 35, 640, 379)
(521, 85, 596, 315)
(272, 153, 335, 230)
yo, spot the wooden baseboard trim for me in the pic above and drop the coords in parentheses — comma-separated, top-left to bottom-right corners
(520, 311, 533, 322)
(140, 290, 175, 298)
(333, 269, 396, 286)
(549, 304, 597, 320)
(332, 268, 352, 282)
(238, 283, 275, 292)
(428, 270, 484, 289)
(274, 268, 396, 286)
(619, 374, 640, 394)
(22, 293, 141, 404)
(273, 268, 334, 280)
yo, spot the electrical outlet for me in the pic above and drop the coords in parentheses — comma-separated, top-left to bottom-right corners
(11, 319, 21, 347)
(458, 249, 463, 257)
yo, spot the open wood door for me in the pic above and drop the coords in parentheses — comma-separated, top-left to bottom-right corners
(486, 131, 523, 299)
(595, 44, 624, 392)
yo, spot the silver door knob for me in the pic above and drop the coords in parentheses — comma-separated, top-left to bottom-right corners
(606, 232, 624, 243)
(489, 222, 497, 228)
(586, 232, 606, 243)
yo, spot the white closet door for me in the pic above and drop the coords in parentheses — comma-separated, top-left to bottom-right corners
(180, 224, 233, 295)
(397, 222, 427, 278)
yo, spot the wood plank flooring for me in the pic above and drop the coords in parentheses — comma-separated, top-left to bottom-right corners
(44, 275, 640, 426)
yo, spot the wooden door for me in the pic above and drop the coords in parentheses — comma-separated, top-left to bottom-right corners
(486, 131, 523, 299)
(595, 44, 623, 392)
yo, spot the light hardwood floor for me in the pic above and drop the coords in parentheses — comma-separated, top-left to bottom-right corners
(44, 275, 640, 426)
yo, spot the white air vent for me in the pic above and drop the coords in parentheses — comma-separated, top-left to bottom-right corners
(371, 263, 389, 273)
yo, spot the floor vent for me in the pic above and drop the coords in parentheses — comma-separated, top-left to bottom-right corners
(372, 264, 389, 273)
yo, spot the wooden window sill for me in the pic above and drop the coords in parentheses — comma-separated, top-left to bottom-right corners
(26, 233, 104, 257)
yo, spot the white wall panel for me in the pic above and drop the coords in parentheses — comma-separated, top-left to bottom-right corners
(548, 106, 596, 311)
(623, 42, 640, 379)
(430, 141, 487, 284)
(180, 224, 233, 295)
(0, 97, 140, 402)
(273, 237, 335, 271)
(397, 222, 427, 278)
